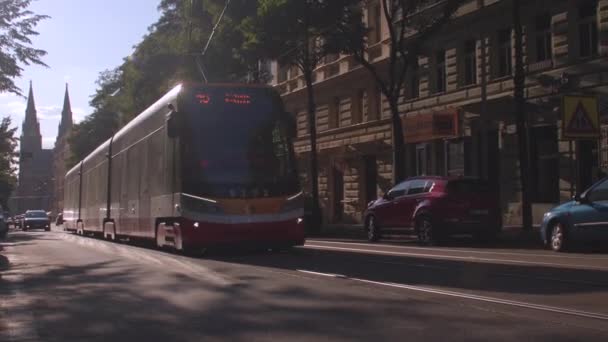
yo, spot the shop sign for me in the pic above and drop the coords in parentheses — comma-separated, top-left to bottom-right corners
(402, 110, 459, 144)
(562, 95, 599, 139)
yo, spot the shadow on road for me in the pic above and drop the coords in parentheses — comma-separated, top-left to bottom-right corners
(0, 247, 600, 341)
(1, 231, 607, 340)
(206, 246, 608, 298)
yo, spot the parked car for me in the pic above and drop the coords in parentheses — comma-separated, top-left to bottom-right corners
(541, 177, 608, 252)
(22, 210, 51, 231)
(0, 213, 7, 239)
(364, 176, 501, 245)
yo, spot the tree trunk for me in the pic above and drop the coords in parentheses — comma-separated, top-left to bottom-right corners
(513, 0, 533, 231)
(304, 71, 322, 233)
(389, 98, 405, 183)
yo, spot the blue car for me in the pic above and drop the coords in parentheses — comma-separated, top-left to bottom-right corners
(541, 177, 608, 252)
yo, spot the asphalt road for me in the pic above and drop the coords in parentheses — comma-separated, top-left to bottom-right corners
(2, 228, 608, 341)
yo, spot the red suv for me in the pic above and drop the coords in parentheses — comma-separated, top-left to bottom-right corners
(364, 176, 501, 245)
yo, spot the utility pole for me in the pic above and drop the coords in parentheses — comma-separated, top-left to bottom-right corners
(513, 0, 533, 231)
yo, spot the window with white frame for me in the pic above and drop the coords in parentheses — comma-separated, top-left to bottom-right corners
(406, 59, 419, 99)
(435, 50, 446, 93)
(535, 13, 552, 62)
(368, 1, 382, 45)
(496, 28, 512, 77)
(329, 96, 340, 129)
(463, 40, 477, 86)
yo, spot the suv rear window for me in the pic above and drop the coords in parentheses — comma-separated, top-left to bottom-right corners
(446, 180, 490, 194)
(25, 211, 47, 218)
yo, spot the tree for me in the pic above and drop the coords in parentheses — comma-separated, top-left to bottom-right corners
(0, 0, 48, 95)
(68, 69, 121, 166)
(334, 0, 465, 182)
(0, 117, 18, 209)
(243, 0, 361, 230)
(512, 0, 532, 231)
(69, 0, 257, 164)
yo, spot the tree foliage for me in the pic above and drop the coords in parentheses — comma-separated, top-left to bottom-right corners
(0, 117, 18, 208)
(69, 0, 258, 164)
(334, 0, 465, 182)
(67, 69, 121, 167)
(0, 0, 48, 95)
(242, 0, 361, 227)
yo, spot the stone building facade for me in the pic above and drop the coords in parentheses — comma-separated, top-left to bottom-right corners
(51, 84, 73, 217)
(271, 0, 608, 226)
(9, 83, 53, 214)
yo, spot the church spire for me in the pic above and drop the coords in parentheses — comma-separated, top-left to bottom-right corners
(21, 80, 42, 152)
(25, 80, 37, 123)
(58, 83, 73, 137)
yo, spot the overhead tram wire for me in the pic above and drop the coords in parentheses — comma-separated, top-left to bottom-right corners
(193, 0, 232, 83)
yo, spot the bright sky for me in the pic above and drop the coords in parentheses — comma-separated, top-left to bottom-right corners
(0, 0, 161, 149)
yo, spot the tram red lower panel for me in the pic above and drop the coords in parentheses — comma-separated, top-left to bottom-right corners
(179, 218, 305, 248)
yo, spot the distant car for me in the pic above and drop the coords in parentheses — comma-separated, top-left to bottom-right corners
(364, 176, 501, 245)
(22, 210, 51, 231)
(0, 213, 7, 239)
(541, 177, 608, 252)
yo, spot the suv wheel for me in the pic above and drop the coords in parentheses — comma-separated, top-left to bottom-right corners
(550, 222, 568, 252)
(416, 216, 440, 246)
(366, 216, 380, 242)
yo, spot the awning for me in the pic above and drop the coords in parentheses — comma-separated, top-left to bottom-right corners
(295, 140, 391, 158)
(402, 109, 459, 144)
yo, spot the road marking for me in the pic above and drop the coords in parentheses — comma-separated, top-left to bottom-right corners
(304, 244, 608, 271)
(297, 269, 608, 321)
(307, 239, 608, 261)
(297, 270, 346, 278)
(351, 278, 608, 321)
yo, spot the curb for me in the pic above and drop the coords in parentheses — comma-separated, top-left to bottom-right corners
(310, 224, 543, 245)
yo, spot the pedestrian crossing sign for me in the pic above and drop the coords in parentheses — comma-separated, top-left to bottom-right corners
(562, 95, 599, 139)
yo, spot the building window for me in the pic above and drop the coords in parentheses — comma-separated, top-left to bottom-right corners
(463, 40, 477, 86)
(277, 64, 288, 83)
(535, 13, 552, 62)
(329, 96, 340, 129)
(325, 53, 339, 64)
(601, 127, 608, 172)
(377, 88, 383, 118)
(368, 2, 382, 45)
(352, 90, 364, 124)
(446, 139, 465, 176)
(497, 28, 512, 77)
(435, 50, 446, 93)
(363, 156, 378, 205)
(416, 144, 431, 176)
(406, 60, 419, 99)
(289, 65, 300, 79)
(530, 126, 558, 202)
(578, 1, 598, 58)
